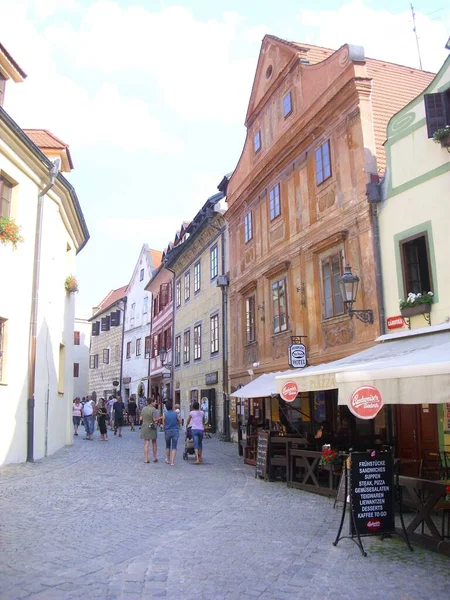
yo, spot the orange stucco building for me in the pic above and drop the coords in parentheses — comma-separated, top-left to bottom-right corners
(225, 36, 434, 400)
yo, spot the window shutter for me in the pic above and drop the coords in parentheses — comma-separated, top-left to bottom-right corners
(424, 93, 448, 138)
(160, 283, 169, 307)
(92, 321, 100, 336)
(111, 310, 121, 327)
(101, 316, 110, 331)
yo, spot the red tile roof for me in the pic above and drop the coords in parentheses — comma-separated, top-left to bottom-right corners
(23, 129, 74, 169)
(91, 285, 127, 320)
(149, 248, 162, 270)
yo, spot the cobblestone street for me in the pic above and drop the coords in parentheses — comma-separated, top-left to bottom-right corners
(0, 430, 449, 600)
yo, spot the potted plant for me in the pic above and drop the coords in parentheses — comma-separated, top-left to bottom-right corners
(0, 216, 24, 249)
(319, 448, 341, 473)
(64, 275, 79, 294)
(399, 291, 434, 317)
(432, 126, 450, 148)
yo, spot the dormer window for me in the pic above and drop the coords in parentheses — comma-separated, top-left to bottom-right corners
(283, 91, 292, 117)
(254, 130, 261, 153)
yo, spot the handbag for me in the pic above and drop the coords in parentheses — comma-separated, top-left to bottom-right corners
(149, 422, 157, 430)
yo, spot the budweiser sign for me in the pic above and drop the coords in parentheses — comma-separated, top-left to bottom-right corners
(349, 385, 383, 420)
(366, 519, 382, 530)
(280, 381, 299, 402)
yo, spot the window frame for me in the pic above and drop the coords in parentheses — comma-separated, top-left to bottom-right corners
(144, 335, 151, 359)
(103, 348, 110, 364)
(143, 297, 148, 314)
(0, 176, 13, 219)
(193, 324, 202, 361)
(74, 331, 80, 345)
(140, 268, 144, 281)
(210, 314, 219, 354)
(283, 91, 292, 117)
(244, 211, 253, 243)
(321, 252, 344, 319)
(245, 295, 256, 343)
(194, 261, 201, 293)
(183, 329, 190, 364)
(126, 341, 131, 359)
(73, 363, 79, 378)
(254, 129, 262, 153)
(210, 244, 218, 280)
(315, 140, 332, 185)
(424, 90, 450, 138)
(136, 338, 141, 356)
(184, 271, 190, 302)
(271, 277, 288, 334)
(176, 280, 182, 308)
(269, 184, 281, 221)
(399, 232, 433, 296)
(0, 317, 7, 382)
(175, 335, 181, 367)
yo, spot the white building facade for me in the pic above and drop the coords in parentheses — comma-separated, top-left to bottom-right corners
(73, 316, 91, 400)
(121, 245, 162, 402)
(0, 46, 89, 465)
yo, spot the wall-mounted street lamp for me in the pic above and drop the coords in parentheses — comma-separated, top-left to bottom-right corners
(160, 346, 167, 366)
(338, 264, 374, 324)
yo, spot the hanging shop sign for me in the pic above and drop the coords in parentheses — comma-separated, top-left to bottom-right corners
(348, 385, 383, 420)
(386, 315, 405, 330)
(280, 380, 299, 402)
(288, 343, 307, 368)
(205, 371, 218, 385)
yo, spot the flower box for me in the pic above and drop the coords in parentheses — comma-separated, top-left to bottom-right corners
(400, 303, 431, 318)
(439, 133, 450, 148)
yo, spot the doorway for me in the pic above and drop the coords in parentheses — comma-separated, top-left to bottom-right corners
(395, 404, 439, 476)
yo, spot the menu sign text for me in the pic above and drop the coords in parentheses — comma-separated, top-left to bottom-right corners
(350, 451, 395, 536)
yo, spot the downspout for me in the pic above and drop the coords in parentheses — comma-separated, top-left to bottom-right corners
(164, 264, 176, 403)
(27, 159, 60, 462)
(220, 229, 230, 441)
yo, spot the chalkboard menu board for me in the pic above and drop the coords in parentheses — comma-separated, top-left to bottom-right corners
(350, 451, 395, 536)
(255, 431, 269, 480)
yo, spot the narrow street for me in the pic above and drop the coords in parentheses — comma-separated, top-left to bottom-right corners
(0, 431, 448, 600)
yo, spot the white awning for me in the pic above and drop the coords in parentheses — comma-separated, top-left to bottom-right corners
(230, 371, 288, 399)
(275, 324, 450, 406)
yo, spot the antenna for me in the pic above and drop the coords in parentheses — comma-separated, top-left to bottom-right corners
(410, 3, 423, 70)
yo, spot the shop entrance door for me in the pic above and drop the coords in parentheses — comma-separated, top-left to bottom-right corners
(395, 404, 439, 476)
(200, 388, 216, 433)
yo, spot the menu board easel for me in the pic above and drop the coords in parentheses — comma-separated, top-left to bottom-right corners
(255, 431, 269, 481)
(333, 450, 412, 557)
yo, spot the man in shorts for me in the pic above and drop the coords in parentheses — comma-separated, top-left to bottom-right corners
(113, 396, 125, 437)
(106, 396, 115, 430)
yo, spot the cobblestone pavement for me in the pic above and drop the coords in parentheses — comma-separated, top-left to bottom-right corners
(0, 429, 449, 600)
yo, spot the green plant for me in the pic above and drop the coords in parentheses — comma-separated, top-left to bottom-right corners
(319, 448, 341, 468)
(399, 291, 434, 310)
(65, 275, 79, 294)
(432, 126, 450, 143)
(0, 216, 24, 249)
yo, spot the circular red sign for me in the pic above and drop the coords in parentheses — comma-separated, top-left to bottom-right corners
(280, 381, 299, 402)
(349, 385, 383, 420)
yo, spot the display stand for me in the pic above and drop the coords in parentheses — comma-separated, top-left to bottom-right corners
(333, 451, 412, 557)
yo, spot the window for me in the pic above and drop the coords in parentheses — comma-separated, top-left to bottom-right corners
(115, 345, 120, 362)
(0, 318, 6, 382)
(140, 268, 144, 281)
(272, 278, 288, 333)
(210, 314, 219, 354)
(176, 280, 181, 307)
(58, 344, 65, 393)
(194, 261, 201, 293)
(210, 244, 218, 280)
(74, 331, 80, 345)
(136, 338, 141, 356)
(269, 184, 281, 221)
(153, 295, 159, 318)
(152, 334, 159, 358)
(244, 211, 253, 243)
(283, 91, 292, 117)
(254, 130, 261, 153)
(321, 253, 344, 318)
(91, 321, 100, 336)
(315, 140, 331, 185)
(130, 303, 136, 325)
(184, 271, 190, 301)
(103, 348, 110, 364)
(160, 283, 170, 307)
(424, 90, 450, 138)
(126, 342, 131, 359)
(175, 335, 181, 367)
(245, 296, 256, 343)
(164, 326, 172, 350)
(89, 354, 99, 369)
(0, 176, 12, 219)
(400, 234, 432, 295)
(73, 363, 79, 378)
(143, 297, 148, 314)
(183, 330, 190, 363)
(101, 316, 110, 331)
(194, 324, 202, 360)
(145, 336, 151, 358)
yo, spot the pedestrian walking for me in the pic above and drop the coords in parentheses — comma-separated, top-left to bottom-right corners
(82, 397, 96, 440)
(113, 396, 125, 437)
(186, 401, 205, 464)
(97, 398, 109, 441)
(140, 398, 161, 463)
(106, 396, 115, 431)
(127, 396, 137, 431)
(162, 401, 181, 466)
(72, 397, 82, 436)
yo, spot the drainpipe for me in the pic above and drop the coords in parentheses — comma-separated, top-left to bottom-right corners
(367, 180, 386, 335)
(118, 298, 127, 397)
(27, 159, 60, 462)
(220, 230, 230, 441)
(162, 264, 176, 405)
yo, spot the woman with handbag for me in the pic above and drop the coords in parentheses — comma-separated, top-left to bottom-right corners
(140, 398, 161, 463)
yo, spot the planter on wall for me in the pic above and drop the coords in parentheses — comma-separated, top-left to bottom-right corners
(439, 133, 450, 148)
(400, 303, 432, 318)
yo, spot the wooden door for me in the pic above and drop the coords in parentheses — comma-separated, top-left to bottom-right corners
(395, 404, 439, 476)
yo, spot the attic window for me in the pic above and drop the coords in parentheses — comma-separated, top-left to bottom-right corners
(254, 130, 262, 154)
(265, 65, 273, 79)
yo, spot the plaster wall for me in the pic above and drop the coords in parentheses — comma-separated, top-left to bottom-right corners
(73, 317, 91, 399)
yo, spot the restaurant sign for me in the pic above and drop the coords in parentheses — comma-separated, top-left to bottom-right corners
(288, 343, 307, 369)
(348, 385, 383, 420)
(280, 380, 299, 402)
(386, 315, 405, 330)
(205, 371, 218, 385)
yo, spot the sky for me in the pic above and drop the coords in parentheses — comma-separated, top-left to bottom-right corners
(1, 0, 449, 316)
